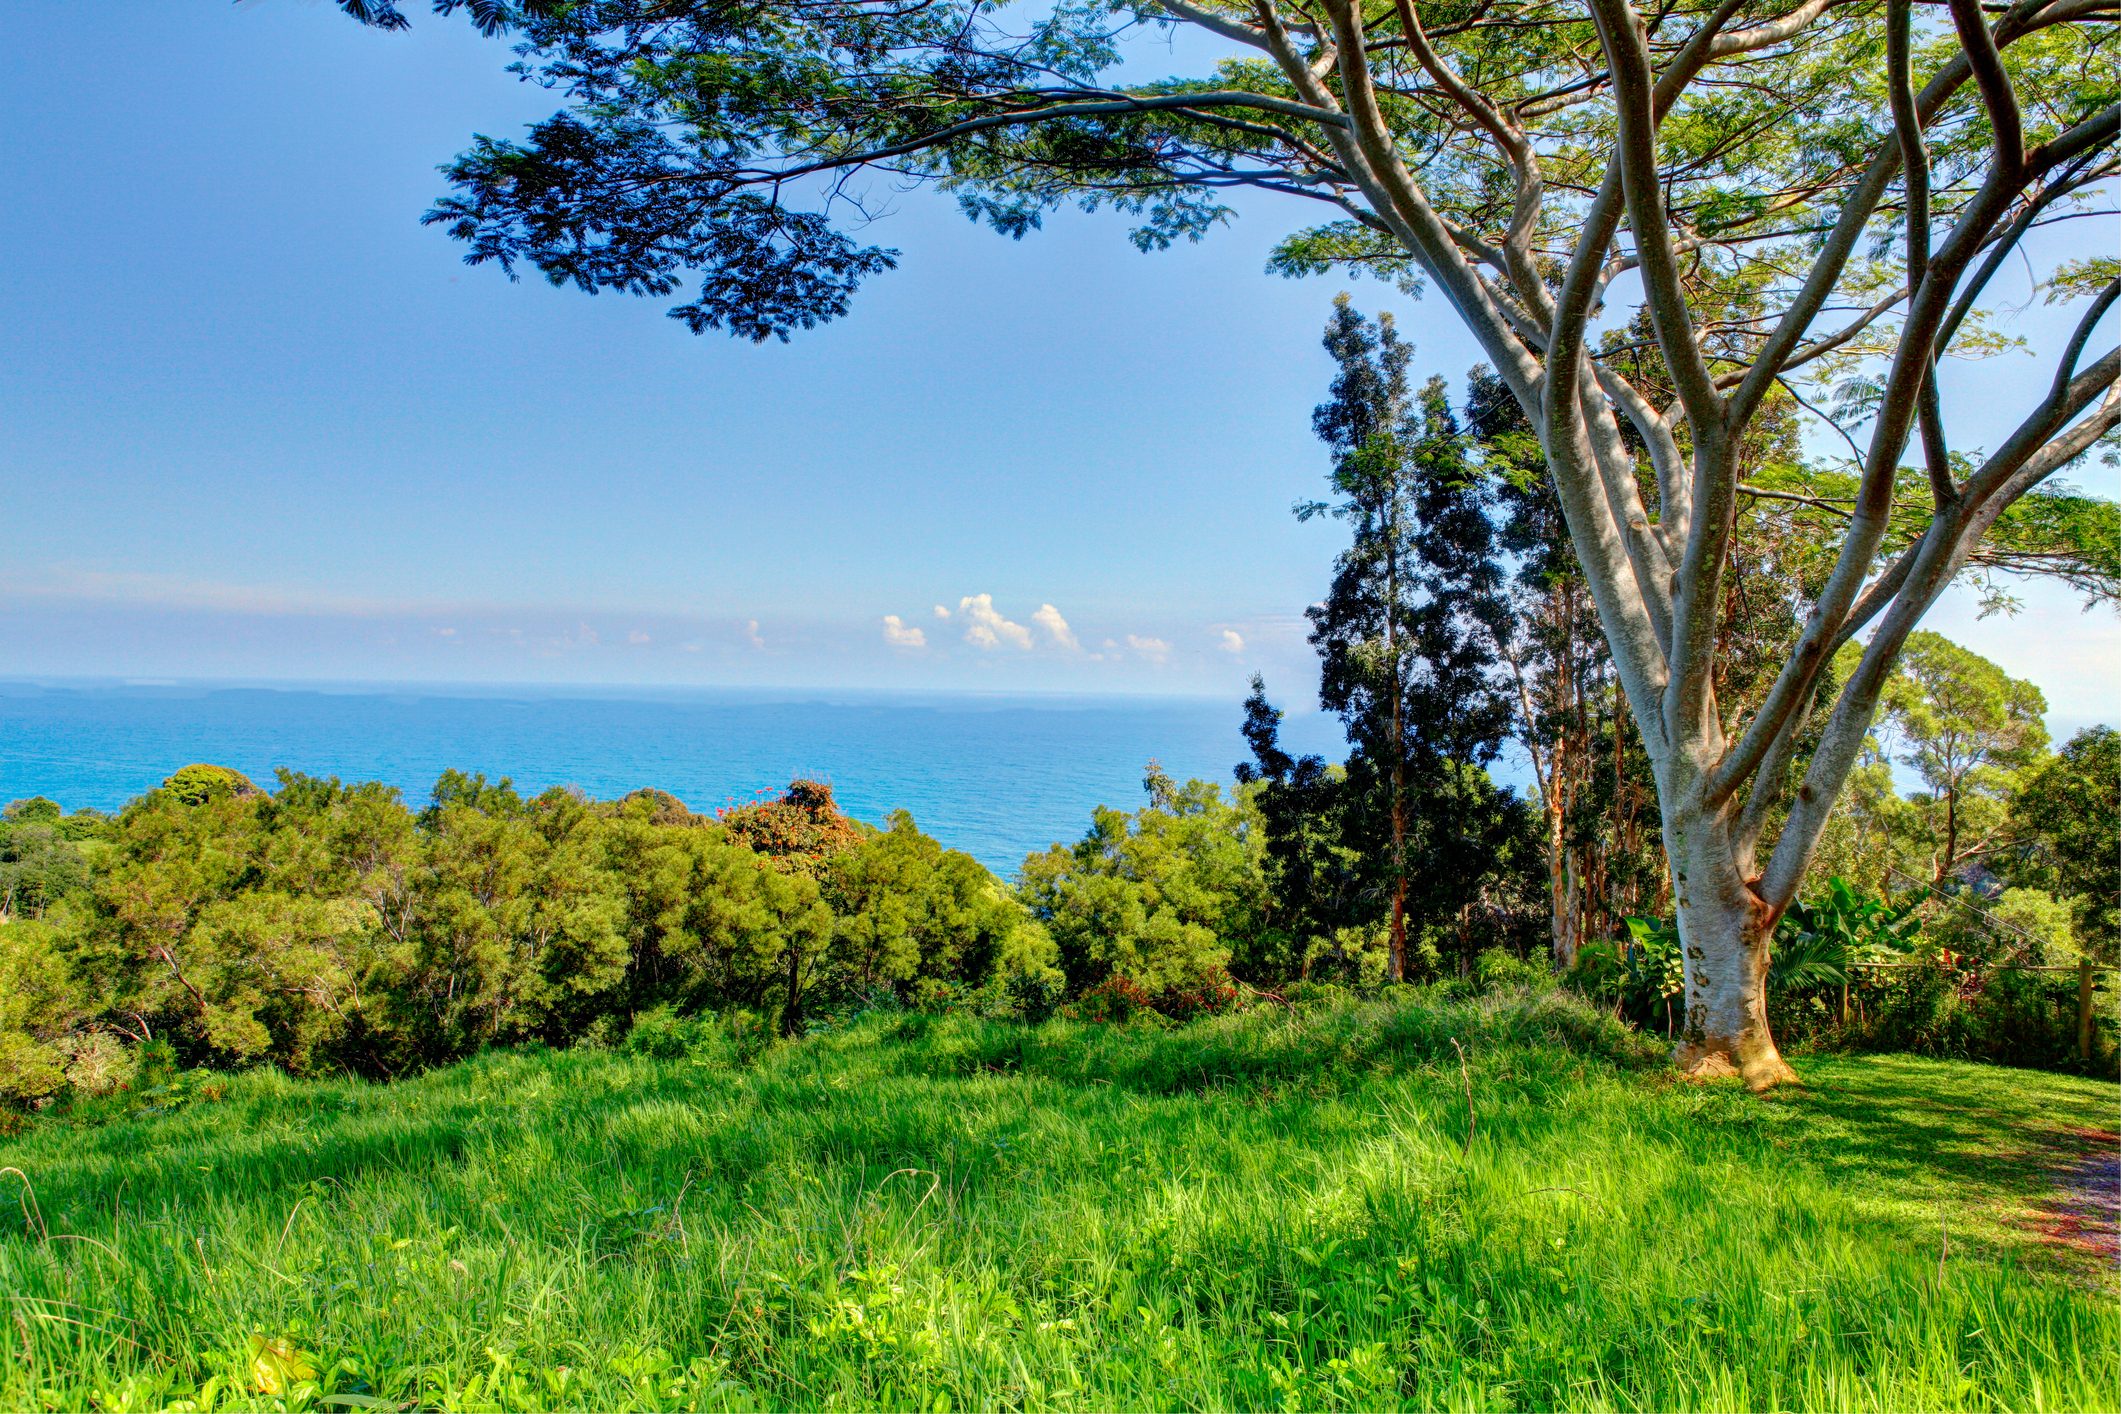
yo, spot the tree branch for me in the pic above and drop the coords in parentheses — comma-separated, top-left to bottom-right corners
(1587, 0, 1725, 440)
(1759, 352, 2121, 907)
(1948, 0, 2025, 176)
(1706, 12, 2111, 813)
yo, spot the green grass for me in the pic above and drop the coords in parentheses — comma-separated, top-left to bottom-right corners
(1, 991, 2115, 1411)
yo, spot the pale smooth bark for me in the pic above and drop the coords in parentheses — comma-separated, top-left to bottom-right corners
(1664, 803, 1796, 1087)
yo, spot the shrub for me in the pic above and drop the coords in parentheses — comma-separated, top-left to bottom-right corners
(1067, 975, 1158, 1025)
(1763, 875, 2115, 1072)
(1302, 924, 1391, 990)
(990, 962, 1065, 1023)
(621, 1006, 772, 1067)
(1282, 980, 1353, 1008)
(0, 919, 93, 1105)
(63, 1032, 139, 1097)
(1153, 966, 1245, 1021)
(910, 978, 970, 1014)
(1814, 963, 2114, 1071)
(1471, 946, 1549, 995)
(622, 1005, 710, 1060)
(1571, 919, 1684, 1034)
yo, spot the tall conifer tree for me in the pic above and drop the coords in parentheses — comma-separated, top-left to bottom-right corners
(1300, 299, 1521, 978)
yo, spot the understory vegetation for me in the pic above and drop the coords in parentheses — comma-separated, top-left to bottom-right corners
(1, 989, 2113, 1411)
(4, 725, 2111, 1122)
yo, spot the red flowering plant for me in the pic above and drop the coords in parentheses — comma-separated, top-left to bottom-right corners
(1153, 967, 1244, 1022)
(1065, 975, 1156, 1024)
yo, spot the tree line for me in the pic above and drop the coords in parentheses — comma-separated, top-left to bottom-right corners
(2, 644, 2108, 1113)
(0, 771, 1068, 1104)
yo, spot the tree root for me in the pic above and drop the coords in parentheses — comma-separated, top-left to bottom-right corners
(1675, 1043, 1801, 1093)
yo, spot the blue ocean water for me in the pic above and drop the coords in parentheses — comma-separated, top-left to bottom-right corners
(0, 681, 1343, 874)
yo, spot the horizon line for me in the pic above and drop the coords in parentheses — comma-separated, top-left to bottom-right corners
(0, 672, 1251, 709)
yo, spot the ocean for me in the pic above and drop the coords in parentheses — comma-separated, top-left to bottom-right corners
(0, 680, 1344, 874)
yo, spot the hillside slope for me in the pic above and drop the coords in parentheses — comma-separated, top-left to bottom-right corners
(2, 992, 2115, 1410)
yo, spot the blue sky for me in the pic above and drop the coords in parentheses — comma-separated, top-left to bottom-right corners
(0, 1, 2114, 730)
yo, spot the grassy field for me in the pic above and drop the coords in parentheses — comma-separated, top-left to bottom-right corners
(1, 991, 2115, 1411)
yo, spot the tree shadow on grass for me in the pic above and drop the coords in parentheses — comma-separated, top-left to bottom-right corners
(1757, 1055, 2119, 1274)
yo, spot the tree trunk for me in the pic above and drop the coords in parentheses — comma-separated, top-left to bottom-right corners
(1545, 797, 1577, 970)
(782, 944, 804, 1039)
(1564, 848, 1583, 960)
(1938, 782, 1960, 886)
(1389, 871, 1408, 982)
(1387, 534, 1408, 984)
(1388, 780, 1408, 982)
(1665, 808, 1798, 1091)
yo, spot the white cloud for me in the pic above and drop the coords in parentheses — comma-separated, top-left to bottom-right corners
(627, 630, 652, 645)
(1125, 633, 1171, 663)
(1032, 603, 1081, 651)
(881, 614, 928, 649)
(932, 604, 952, 620)
(432, 626, 458, 639)
(746, 618, 766, 650)
(958, 593, 1033, 651)
(1218, 629, 1245, 654)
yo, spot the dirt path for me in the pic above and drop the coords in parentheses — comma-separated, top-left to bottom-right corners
(2029, 1127, 2120, 1281)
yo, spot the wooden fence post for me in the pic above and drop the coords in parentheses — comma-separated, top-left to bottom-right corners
(2079, 959, 2096, 1066)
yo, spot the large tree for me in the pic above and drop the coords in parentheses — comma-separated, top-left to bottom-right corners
(343, 0, 2118, 1087)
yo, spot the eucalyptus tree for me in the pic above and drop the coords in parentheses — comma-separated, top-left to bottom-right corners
(345, 0, 2119, 1087)
(1468, 362, 1619, 968)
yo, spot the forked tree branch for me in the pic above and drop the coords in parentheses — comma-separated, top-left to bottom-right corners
(1760, 369, 2119, 906)
(1705, 27, 2115, 813)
